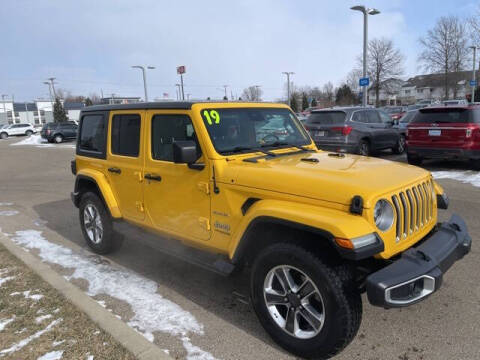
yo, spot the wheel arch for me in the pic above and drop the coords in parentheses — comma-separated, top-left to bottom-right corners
(73, 171, 121, 218)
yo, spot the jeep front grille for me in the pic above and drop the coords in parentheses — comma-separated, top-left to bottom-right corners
(391, 180, 434, 242)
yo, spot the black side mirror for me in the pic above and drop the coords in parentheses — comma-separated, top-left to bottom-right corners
(173, 140, 198, 164)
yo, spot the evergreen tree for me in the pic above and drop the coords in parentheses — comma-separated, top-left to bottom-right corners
(311, 98, 318, 107)
(84, 97, 93, 106)
(335, 85, 356, 106)
(289, 93, 298, 112)
(301, 92, 309, 110)
(53, 98, 68, 122)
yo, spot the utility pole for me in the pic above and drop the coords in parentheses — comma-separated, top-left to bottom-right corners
(223, 85, 229, 99)
(282, 72, 295, 106)
(351, 5, 380, 107)
(175, 84, 181, 101)
(470, 46, 477, 103)
(48, 77, 57, 99)
(254, 85, 261, 101)
(131, 65, 155, 102)
(1, 95, 7, 124)
(180, 74, 185, 100)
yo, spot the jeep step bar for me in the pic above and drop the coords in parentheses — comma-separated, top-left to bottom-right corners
(113, 221, 235, 276)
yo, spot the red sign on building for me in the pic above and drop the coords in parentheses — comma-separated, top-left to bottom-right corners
(176, 66, 186, 74)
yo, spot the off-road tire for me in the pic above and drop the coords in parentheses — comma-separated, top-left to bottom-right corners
(393, 135, 406, 154)
(250, 243, 362, 360)
(358, 139, 370, 156)
(25, 130, 33, 136)
(0, 132, 7, 140)
(407, 154, 423, 166)
(54, 134, 64, 144)
(79, 192, 122, 254)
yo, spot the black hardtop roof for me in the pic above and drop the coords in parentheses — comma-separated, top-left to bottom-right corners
(310, 106, 367, 113)
(81, 101, 284, 112)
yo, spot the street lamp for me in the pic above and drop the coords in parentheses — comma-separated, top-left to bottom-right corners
(131, 65, 155, 102)
(282, 72, 295, 106)
(43, 82, 54, 113)
(469, 46, 477, 103)
(351, 5, 380, 107)
(1, 95, 7, 123)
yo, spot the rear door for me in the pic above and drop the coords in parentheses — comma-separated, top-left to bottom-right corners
(407, 107, 478, 148)
(364, 110, 390, 149)
(377, 110, 400, 147)
(305, 111, 347, 146)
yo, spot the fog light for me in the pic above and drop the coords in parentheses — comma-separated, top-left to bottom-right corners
(385, 275, 435, 305)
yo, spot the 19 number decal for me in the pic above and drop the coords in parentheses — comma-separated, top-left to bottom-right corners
(203, 110, 220, 125)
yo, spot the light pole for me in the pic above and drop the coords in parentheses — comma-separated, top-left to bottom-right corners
(1, 95, 7, 124)
(351, 5, 380, 107)
(254, 85, 261, 101)
(132, 65, 155, 102)
(469, 46, 477, 103)
(47, 77, 57, 98)
(175, 84, 181, 101)
(282, 72, 294, 106)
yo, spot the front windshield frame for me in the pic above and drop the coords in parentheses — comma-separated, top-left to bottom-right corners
(199, 107, 312, 156)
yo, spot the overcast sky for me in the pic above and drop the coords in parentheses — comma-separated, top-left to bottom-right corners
(1, 0, 478, 102)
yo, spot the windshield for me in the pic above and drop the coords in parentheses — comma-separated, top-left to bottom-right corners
(412, 108, 479, 123)
(400, 111, 417, 123)
(200, 108, 310, 155)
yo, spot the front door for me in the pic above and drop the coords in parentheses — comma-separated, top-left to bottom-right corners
(143, 112, 211, 241)
(105, 111, 145, 221)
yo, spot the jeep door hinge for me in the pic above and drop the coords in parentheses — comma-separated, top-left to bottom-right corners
(198, 217, 210, 231)
(197, 182, 210, 195)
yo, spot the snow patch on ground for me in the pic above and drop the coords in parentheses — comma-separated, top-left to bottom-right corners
(0, 268, 15, 287)
(37, 350, 64, 360)
(11, 134, 75, 149)
(0, 210, 19, 217)
(52, 340, 65, 347)
(0, 316, 15, 331)
(432, 170, 480, 188)
(0, 203, 13, 206)
(10, 290, 44, 301)
(35, 314, 53, 324)
(11, 230, 216, 358)
(0, 319, 62, 356)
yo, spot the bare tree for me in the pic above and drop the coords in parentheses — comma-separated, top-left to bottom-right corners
(241, 86, 263, 101)
(419, 16, 469, 99)
(322, 82, 335, 105)
(361, 38, 404, 107)
(345, 68, 363, 94)
(468, 5, 480, 47)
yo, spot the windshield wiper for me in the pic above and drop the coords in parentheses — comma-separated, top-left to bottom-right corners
(261, 141, 312, 152)
(222, 146, 276, 157)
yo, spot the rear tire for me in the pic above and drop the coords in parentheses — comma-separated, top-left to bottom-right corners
(358, 139, 370, 156)
(25, 130, 33, 136)
(407, 154, 423, 166)
(0, 132, 7, 140)
(250, 243, 362, 360)
(79, 192, 122, 254)
(393, 135, 406, 154)
(54, 134, 64, 143)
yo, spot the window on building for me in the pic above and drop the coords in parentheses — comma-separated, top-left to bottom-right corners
(417, 89, 424, 94)
(79, 114, 106, 154)
(151, 114, 198, 162)
(405, 90, 411, 95)
(111, 114, 141, 157)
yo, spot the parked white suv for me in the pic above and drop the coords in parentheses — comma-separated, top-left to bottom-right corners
(0, 123, 36, 139)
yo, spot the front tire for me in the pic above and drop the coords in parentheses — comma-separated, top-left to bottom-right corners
(25, 130, 33, 136)
(358, 139, 370, 156)
(393, 135, 406, 154)
(0, 132, 7, 140)
(250, 243, 362, 359)
(54, 134, 64, 143)
(79, 192, 122, 254)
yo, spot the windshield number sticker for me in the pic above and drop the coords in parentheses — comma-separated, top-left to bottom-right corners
(204, 110, 220, 125)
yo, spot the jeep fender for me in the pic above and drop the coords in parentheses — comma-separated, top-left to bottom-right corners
(75, 169, 122, 218)
(229, 199, 375, 260)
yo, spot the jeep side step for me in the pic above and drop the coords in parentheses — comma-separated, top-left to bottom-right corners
(113, 221, 235, 276)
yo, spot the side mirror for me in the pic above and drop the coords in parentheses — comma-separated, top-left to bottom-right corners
(173, 140, 198, 164)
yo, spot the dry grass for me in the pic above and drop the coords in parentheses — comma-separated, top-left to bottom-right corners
(0, 244, 137, 360)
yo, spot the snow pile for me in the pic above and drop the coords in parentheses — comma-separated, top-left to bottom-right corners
(11, 230, 216, 359)
(37, 350, 64, 360)
(432, 170, 480, 188)
(0, 210, 19, 217)
(11, 135, 52, 147)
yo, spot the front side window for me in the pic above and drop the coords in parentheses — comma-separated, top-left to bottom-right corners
(151, 114, 198, 161)
(200, 108, 309, 155)
(366, 111, 380, 123)
(79, 114, 105, 153)
(111, 114, 141, 157)
(378, 111, 392, 123)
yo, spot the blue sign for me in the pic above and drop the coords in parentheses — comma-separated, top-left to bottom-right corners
(359, 77, 370, 87)
(470, 80, 477, 87)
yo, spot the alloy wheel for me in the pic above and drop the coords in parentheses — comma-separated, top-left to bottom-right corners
(83, 204, 103, 244)
(263, 265, 325, 339)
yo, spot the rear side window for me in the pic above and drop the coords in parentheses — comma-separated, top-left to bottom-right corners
(366, 111, 380, 123)
(412, 108, 478, 123)
(79, 114, 106, 155)
(111, 114, 141, 157)
(307, 111, 346, 125)
(151, 114, 197, 162)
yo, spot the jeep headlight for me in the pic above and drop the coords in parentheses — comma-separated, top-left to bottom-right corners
(374, 199, 394, 232)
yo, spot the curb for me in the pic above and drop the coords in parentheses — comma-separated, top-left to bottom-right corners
(0, 232, 172, 360)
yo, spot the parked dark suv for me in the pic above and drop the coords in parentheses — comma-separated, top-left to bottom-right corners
(305, 107, 403, 156)
(40, 121, 78, 143)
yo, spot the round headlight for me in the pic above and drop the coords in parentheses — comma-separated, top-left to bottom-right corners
(374, 199, 394, 232)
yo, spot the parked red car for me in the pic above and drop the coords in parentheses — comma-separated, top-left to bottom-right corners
(383, 106, 406, 122)
(406, 106, 480, 169)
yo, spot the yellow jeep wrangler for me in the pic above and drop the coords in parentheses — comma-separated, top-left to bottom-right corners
(71, 102, 471, 359)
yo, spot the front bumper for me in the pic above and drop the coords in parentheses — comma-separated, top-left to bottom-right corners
(366, 214, 471, 308)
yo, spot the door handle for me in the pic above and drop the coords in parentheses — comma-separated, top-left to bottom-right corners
(108, 167, 121, 174)
(145, 173, 162, 182)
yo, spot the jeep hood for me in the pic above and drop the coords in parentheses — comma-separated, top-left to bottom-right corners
(221, 151, 430, 208)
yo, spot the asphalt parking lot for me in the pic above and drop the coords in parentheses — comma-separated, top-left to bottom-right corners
(0, 136, 479, 360)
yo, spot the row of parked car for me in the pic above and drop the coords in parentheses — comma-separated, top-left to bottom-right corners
(0, 121, 78, 143)
(303, 104, 480, 169)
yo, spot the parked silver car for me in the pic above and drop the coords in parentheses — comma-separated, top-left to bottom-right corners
(305, 107, 403, 156)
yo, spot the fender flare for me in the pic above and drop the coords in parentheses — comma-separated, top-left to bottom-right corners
(74, 169, 122, 218)
(228, 199, 375, 262)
